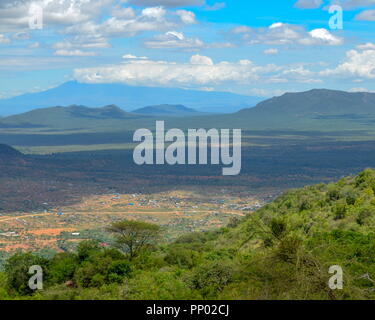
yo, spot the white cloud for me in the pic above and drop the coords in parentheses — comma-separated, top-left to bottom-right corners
(0, 34, 10, 44)
(321, 49, 375, 79)
(53, 35, 111, 50)
(190, 54, 213, 65)
(73, 54, 281, 87)
(269, 22, 284, 29)
(141, 6, 166, 20)
(349, 87, 370, 92)
(294, 0, 323, 8)
(176, 10, 196, 24)
(112, 6, 136, 19)
(264, 48, 279, 55)
(231, 23, 343, 46)
(231, 26, 252, 34)
(282, 65, 314, 77)
(0, 0, 114, 32)
(143, 31, 232, 50)
(308, 28, 343, 45)
(62, 6, 178, 39)
(357, 42, 375, 50)
(123, 54, 148, 59)
(54, 49, 97, 56)
(355, 9, 375, 21)
(144, 31, 204, 49)
(0, 0, 183, 41)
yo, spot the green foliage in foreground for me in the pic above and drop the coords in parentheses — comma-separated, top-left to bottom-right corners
(2, 169, 375, 300)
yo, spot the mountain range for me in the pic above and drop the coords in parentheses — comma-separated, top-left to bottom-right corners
(186, 88, 375, 131)
(1, 88, 375, 132)
(0, 81, 261, 116)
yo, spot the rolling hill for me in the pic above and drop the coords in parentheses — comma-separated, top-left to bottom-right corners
(0, 104, 154, 131)
(239, 89, 375, 116)
(0, 81, 261, 116)
(2, 88, 375, 133)
(171, 89, 375, 131)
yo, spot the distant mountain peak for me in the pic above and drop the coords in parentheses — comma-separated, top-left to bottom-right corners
(0, 81, 262, 116)
(133, 104, 202, 116)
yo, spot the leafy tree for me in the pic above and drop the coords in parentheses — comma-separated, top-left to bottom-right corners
(189, 261, 234, 298)
(73, 248, 131, 288)
(107, 220, 161, 259)
(47, 252, 78, 285)
(0, 272, 10, 299)
(77, 240, 100, 262)
(4, 252, 48, 295)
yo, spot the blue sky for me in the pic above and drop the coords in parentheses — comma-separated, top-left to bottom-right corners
(0, 0, 375, 99)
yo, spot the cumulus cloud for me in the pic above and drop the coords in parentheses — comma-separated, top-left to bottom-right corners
(357, 42, 375, 50)
(73, 54, 281, 87)
(144, 31, 204, 49)
(141, 6, 166, 20)
(190, 54, 213, 65)
(321, 48, 375, 79)
(0, 0, 113, 32)
(0, 1, 185, 40)
(62, 6, 179, 40)
(231, 23, 343, 46)
(123, 54, 148, 59)
(308, 28, 343, 45)
(143, 31, 232, 50)
(112, 6, 136, 19)
(294, 0, 323, 9)
(264, 48, 279, 55)
(54, 49, 97, 56)
(176, 10, 196, 24)
(53, 35, 111, 50)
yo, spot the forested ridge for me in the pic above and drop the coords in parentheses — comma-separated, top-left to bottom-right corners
(2, 169, 375, 300)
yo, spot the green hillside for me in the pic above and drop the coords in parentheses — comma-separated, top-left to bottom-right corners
(231, 89, 375, 130)
(2, 169, 375, 300)
(0, 105, 156, 132)
(168, 89, 375, 132)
